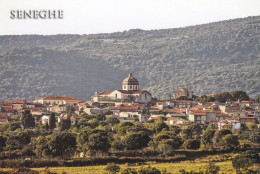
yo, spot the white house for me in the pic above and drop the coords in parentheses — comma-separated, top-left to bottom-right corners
(41, 115, 50, 125)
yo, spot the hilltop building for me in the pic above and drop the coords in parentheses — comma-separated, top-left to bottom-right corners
(92, 73, 152, 104)
(174, 88, 193, 99)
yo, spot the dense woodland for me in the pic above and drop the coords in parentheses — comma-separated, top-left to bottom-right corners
(0, 112, 260, 173)
(0, 16, 259, 100)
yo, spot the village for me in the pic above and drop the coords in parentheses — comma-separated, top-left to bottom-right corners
(0, 73, 259, 131)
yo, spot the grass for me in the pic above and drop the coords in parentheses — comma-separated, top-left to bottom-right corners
(3, 153, 255, 173)
(27, 161, 236, 174)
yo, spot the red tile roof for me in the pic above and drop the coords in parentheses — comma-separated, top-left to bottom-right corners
(110, 106, 139, 110)
(193, 112, 207, 116)
(24, 108, 42, 111)
(100, 92, 111, 95)
(1, 105, 12, 108)
(205, 120, 219, 122)
(190, 106, 203, 111)
(149, 116, 159, 120)
(12, 100, 26, 104)
(0, 118, 8, 122)
(225, 117, 239, 120)
(240, 117, 255, 119)
(36, 96, 80, 101)
(174, 100, 191, 103)
(117, 90, 148, 94)
(216, 114, 229, 117)
(167, 118, 177, 121)
(241, 101, 251, 103)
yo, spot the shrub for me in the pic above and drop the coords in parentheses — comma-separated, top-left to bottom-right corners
(157, 143, 174, 157)
(204, 163, 220, 174)
(183, 139, 200, 150)
(232, 155, 254, 172)
(179, 169, 203, 174)
(105, 163, 121, 173)
(120, 168, 138, 174)
(221, 134, 239, 149)
(137, 165, 161, 174)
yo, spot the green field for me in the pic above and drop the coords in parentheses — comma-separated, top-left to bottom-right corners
(2, 153, 260, 173)
(30, 161, 236, 174)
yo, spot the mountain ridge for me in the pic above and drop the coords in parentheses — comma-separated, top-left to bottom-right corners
(0, 16, 259, 100)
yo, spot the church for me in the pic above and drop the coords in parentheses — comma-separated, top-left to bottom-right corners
(92, 73, 152, 104)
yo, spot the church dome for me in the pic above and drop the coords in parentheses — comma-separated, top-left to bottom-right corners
(122, 73, 139, 85)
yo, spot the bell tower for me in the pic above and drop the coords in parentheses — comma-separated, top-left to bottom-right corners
(122, 73, 139, 91)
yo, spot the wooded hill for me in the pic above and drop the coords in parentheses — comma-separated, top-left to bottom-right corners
(0, 16, 259, 100)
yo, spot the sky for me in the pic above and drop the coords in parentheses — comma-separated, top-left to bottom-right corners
(0, 0, 259, 35)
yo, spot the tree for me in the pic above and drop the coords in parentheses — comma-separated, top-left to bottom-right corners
(254, 96, 260, 103)
(32, 136, 51, 158)
(4, 131, 31, 151)
(80, 113, 94, 120)
(123, 131, 150, 150)
(112, 139, 124, 151)
(49, 113, 56, 129)
(95, 114, 106, 121)
(197, 95, 216, 103)
(88, 131, 110, 154)
(201, 125, 215, 149)
(157, 143, 174, 156)
(180, 128, 193, 141)
(230, 91, 250, 101)
(107, 117, 120, 126)
(154, 132, 182, 150)
(188, 124, 203, 137)
(183, 139, 200, 150)
(169, 125, 181, 135)
(213, 129, 232, 147)
(45, 122, 49, 130)
(214, 92, 232, 103)
(0, 135, 6, 151)
(22, 110, 35, 128)
(249, 132, 260, 143)
(77, 118, 88, 128)
(60, 117, 71, 131)
(153, 117, 169, 133)
(48, 132, 76, 159)
(154, 133, 170, 145)
(116, 122, 134, 136)
(88, 118, 100, 129)
(222, 134, 239, 149)
(77, 129, 110, 156)
(8, 122, 21, 131)
(232, 154, 256, 173)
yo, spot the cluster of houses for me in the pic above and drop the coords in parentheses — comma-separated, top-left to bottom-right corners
(0, 73, 260, 131)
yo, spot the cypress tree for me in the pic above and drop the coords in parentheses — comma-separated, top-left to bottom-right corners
(49, 113, 56, 129)
(23, 110, 35, 128)
(45, 122, 49, 130)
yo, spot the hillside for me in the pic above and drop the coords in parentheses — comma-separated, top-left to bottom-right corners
(0, 16, 260, 100)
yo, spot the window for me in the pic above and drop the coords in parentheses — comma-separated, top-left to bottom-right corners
(129, 86, 132, 89)
(124, 86, 126, 89)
